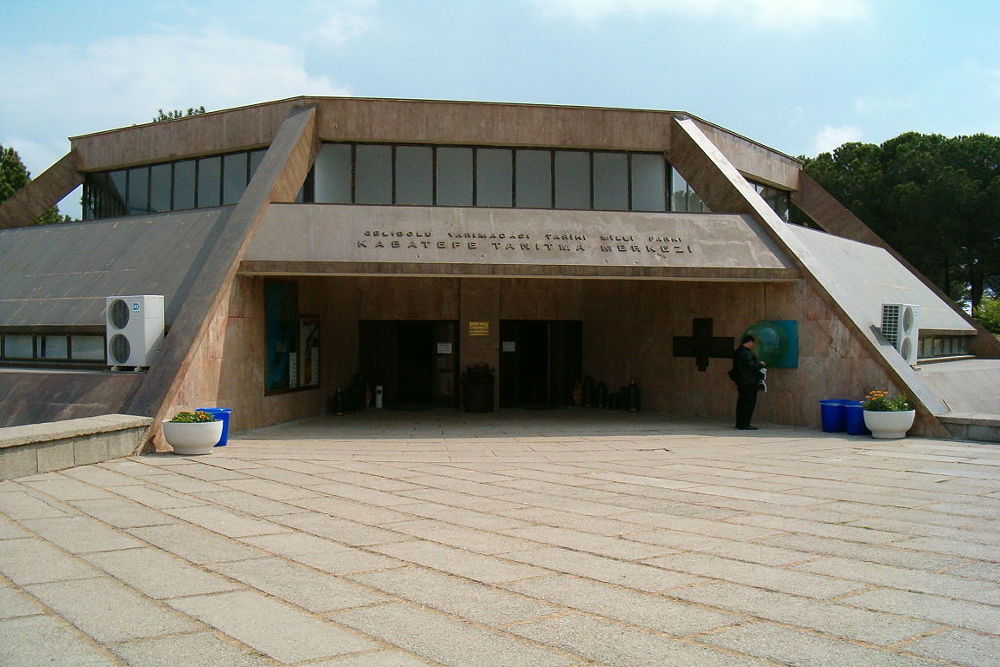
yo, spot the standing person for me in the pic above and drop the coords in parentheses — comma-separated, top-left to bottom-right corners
(731, 334, 765, 430)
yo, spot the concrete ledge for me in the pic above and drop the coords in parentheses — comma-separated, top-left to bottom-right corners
(937, 412, 1000, 444)
(0, 414, 153, 479)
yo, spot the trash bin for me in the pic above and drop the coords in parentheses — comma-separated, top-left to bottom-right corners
(196, 407, 232, 447)
(819, 400, 846, 432)
(843, 400, 869, 435)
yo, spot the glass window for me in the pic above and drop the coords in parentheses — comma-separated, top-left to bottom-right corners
(631, 154, 666, 211)
(671, 167, 689, 212)
(173, 159, 196, 210)
(222, 152, 248, 205)
(109, 170, 127, 211)
(355, 145, 392, 204)
(149, 163, 172, 213)
(3, 334, 33, 359)
(436, 147, 473, 206)
(126, 167, 149, 215)
(394, 146, 433, 205)
(515, 150, 551, 208)
(265, 281, 299, 392)
(476, 148, 512, 207)
(314, 143, 352, 203)
(593, 152, 628, 211)
(249, 149, 266, 180)
(554, 151, 590, 209)
(41, 335, 68, 359)
(70, 335, 105, 361)
(197, 156, 221, 207)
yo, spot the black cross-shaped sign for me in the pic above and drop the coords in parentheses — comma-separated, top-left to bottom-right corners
(672, 318, 734, 371)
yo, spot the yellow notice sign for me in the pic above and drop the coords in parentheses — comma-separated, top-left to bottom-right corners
(468, 321, 490, 336)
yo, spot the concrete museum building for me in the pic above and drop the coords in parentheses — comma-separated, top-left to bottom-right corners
(1, 97, 997, 451)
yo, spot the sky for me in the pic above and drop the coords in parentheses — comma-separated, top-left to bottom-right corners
(2, 0, 999, 218)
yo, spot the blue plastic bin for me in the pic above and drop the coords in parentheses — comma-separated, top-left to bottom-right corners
(843, 400, 869, 435)
(196, 407, 232, 447)
(819, 400, 846, 432)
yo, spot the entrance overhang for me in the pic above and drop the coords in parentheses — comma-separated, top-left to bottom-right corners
(242, 204, 801, 282)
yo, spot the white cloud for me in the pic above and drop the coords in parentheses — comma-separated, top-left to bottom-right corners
(309, 0, 378, 47)
(0, 27, 347, 176)
(529, 0, 870, 29)
(813, 125, 863, 154)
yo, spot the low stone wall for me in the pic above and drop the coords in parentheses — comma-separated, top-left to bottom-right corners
(0, 414, 152, 480)
(937, 413, 1000, 444)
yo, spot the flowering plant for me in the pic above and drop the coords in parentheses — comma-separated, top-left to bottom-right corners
(862, 390, 911, 412)
(168, 410, 217, 423)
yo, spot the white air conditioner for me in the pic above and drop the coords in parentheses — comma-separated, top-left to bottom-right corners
(881, 303, 920, 364)
(106, 295, 164, 368)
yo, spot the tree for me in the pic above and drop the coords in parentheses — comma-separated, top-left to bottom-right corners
(802, 132, 1000, 311)
(153, 106, 206, 122)
(974, 295, 1000, 334)
(0, 144, 70, 225)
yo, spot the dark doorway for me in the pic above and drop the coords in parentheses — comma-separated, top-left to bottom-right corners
(500, 320, 582, 408)
(359, 321, 458, 410)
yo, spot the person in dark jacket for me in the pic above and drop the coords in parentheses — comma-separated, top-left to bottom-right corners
(732, 334, 765, 430)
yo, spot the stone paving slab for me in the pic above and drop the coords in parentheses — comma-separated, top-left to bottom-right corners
(1, 410, 1000, 665)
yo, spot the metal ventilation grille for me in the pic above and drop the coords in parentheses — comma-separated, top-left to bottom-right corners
(881, 304, 901, 345)
(109, 333, 131, 364)
(108, 298, 130, 329)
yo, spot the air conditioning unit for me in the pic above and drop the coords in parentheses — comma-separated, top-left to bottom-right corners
(881, 303, 920, 364)
(106, 295, 164, 368)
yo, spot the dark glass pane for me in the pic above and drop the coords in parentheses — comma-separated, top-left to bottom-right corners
(197, 156, 221, 207)
(248, 149, 266, 180)
(149, 163, 172, 213)
(632, 154, 666, 211)
(476, 148, 512, 207)
(3, 334, 33, 358)
(41, 335, 68, 359)
(670, 166, 688, 212)
(593, 152, 628, 211)
(395, 146, 432, 205)
(355, 145, 392, 204)
(515, 150, 551, 208)
(126, 167, 149, 215)
(315, 143, 352, 203)
(173, 160, 196, 209)
(109, 170, 127, 209)
(222, 152, 247, 205)
(436, 147, 473, 206)
(554, 151, 590, 209)
(70, 335, 105, 361)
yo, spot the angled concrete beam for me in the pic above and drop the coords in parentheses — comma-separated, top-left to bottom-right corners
(670, 116, 950, 436)
(121, 104, 319, 440)
(0, 152, 83, 229)
(794, 171, 1000, 358)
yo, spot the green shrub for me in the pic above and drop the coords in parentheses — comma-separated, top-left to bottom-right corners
(169, 410, 216, 423)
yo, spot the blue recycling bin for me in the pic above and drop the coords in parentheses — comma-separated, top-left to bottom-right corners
(819, 400, 846, 432)
(196, 407, 232, 447)
(843, 400, 869, 435)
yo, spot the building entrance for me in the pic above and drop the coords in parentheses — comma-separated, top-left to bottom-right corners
(500, 320, 582, 408)
(359, 321, 458, 409)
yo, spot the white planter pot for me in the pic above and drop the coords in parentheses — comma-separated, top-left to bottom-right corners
(863, 410, 916, 439)
(162, 420, 223, 455)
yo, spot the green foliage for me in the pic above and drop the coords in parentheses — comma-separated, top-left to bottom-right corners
(803, 132, 1000, 311)
(862, 390, 911, 412)
(168, 410, 217, 423)
(153, 106, 207, 122)
(0, 144, 71, 224)
(974, 295, 1000, 333)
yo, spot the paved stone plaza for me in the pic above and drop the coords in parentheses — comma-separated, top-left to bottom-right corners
(2, 410, 999, 666)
